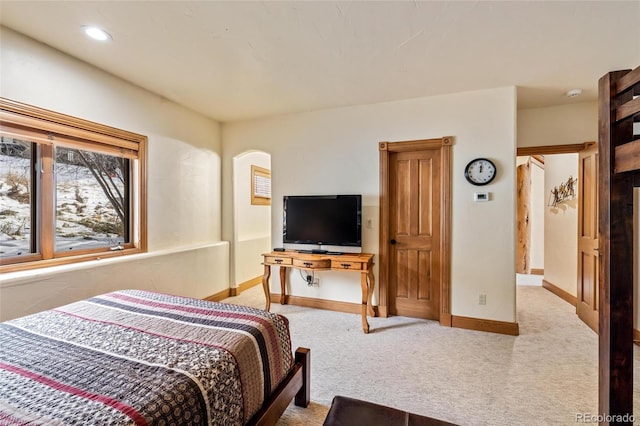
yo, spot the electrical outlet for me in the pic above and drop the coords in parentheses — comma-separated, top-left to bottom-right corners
(306, 275, 319, 287)
(479, 294, 487, 305)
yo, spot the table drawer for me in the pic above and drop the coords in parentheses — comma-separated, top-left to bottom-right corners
(332, 260, 364, 271)
(264, 256, 293, 266)
(293, 258, 331, 269)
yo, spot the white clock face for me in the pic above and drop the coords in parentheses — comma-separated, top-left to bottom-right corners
(465, 158, 496, 185)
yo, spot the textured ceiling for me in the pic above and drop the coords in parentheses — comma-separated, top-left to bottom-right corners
(1, 1, 639, 122)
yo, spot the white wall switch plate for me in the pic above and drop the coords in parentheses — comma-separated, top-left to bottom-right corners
(474, 192, 490, 202)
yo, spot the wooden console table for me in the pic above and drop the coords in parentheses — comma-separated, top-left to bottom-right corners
(261, 251, 375, 333)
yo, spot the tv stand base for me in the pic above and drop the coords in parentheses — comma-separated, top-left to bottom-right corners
(261, 251, 375, 333)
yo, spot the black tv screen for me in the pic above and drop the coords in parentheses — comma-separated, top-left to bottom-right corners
(283, 195, 361, 248)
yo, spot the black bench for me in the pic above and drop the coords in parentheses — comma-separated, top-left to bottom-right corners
(323, 395, 457, 426)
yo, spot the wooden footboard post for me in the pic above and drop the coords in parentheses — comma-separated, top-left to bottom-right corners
(294, 347, 310, 407)
(247, 347, 311, 425)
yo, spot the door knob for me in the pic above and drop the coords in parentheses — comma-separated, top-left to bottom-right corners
(390, 239, 397, 245)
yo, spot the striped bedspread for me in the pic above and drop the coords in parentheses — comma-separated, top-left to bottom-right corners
(0, 290, 294, 425)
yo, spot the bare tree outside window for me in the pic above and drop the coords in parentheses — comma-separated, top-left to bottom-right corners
(1, 140, 131, 257)
(55, 147, 129, 252)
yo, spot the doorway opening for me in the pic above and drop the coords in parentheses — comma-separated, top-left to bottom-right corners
(231, 150, 272, 296)
(516, 143, 596, 331)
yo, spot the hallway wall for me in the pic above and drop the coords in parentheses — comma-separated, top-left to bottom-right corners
(544, 154, 579, 297)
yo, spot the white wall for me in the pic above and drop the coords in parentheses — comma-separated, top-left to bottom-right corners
(233, 151, 271, 286)
(518, 103, 597, 147)
(0, 243, 229, 321)
(223, 87, 518, 323)
(0, 28, 228, 320)
(544, 154, 579, 296)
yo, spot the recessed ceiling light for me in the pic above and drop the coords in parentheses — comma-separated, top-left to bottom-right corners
(566, 88, 583, 98)
(82, 26, 112, 42)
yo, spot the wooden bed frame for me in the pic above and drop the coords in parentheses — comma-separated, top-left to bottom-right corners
(598, 64, 640, 422)
(248, 347, 310, 425)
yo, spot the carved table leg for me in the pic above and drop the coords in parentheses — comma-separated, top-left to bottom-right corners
(279, 266, 287, 305)
(262, 264, 271, 312)
(360, 271, 370, 334)
(367, 268, 375, 317)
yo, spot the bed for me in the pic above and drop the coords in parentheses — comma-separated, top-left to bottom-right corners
(598, 64, 639, 421)
(0, 289, 310, 425)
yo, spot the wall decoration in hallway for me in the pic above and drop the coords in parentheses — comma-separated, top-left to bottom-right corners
(548, 176, 576, 207)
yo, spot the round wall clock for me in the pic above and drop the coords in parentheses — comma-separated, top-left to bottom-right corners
(464, 158, 496, 186)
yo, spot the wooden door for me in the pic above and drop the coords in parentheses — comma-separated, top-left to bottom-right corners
(388, 149, 441, 319)
(577, 143, 598, 332)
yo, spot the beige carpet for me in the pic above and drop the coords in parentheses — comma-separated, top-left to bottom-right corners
(276, 402, 330, 426)
(224, 282, 640, 425)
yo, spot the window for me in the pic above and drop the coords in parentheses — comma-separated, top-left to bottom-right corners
(251, 165, 271, 206)
(0, 98, 147, 271)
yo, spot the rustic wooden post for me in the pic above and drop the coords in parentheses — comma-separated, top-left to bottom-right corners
(516, 162, 531, 274)
(598, 69, 635, 424)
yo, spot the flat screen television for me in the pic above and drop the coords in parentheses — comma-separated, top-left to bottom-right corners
(283, 195, 362, 253)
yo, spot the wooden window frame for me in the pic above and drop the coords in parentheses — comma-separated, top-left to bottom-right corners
(0, 98, 147, 272)
(251, 165, 271, 206)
